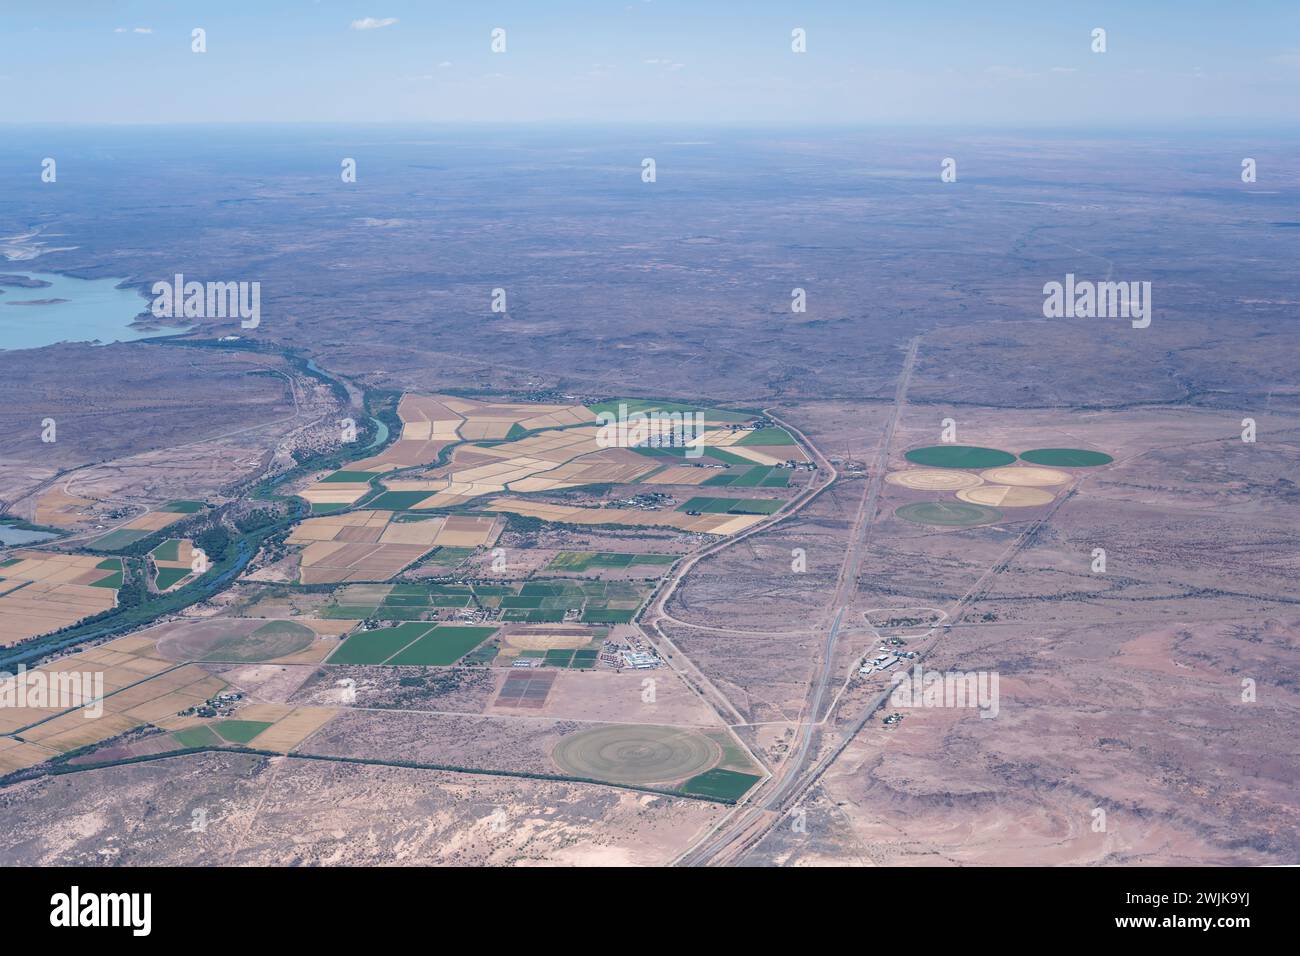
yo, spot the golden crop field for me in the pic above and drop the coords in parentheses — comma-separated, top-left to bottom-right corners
(0, 552, 120, 645)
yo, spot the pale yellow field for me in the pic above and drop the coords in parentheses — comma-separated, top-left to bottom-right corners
(640, 465, 718, 485)
(0, 634, 227, 768)
(501, 627, 594, 652)
(35, 487, 99, 528)
(482, 498, 766, 536)
(120, 511, 187, 533)
(0, 553, 120, 645)
(347, 393, 597, 471)
(885, 469, 984, 491)
(980, 465, 1072, 487)
(957, 485, 1057, 507)
(299, 482, 372, 505)
(285, 510, 498, 582)
(243, 706, 338, 752)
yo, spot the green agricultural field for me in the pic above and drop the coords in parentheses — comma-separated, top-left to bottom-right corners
(546, 551, 675, 571)
(502, 608, 567, 623)
(310, 502, 349, 514)
(422, 546, 474, 567)
(160, 500, 205, 513)
(677, 497, 783, 515)
(89, 559, 123, 587)
(154, 567, 192, 590)
(896, 501, 1003, 528)
(631, 445, 752, 465)
(462, 644, 499, 665)
(96, 558, 121, 570)
(544, 648, 598, 669)
(1019, 448, 1114, 467)
(151, 538, 182, 562)
(680, 768, 763, 801)
(736, 427, 796, 446)
(320, 470, 379, 483)
(172, 725, 223, 749)
(904, 445, 1016, 468)
(706, 465, 790, 488)
(213, 720, 273, 744)
(90, 571, 123, 589)
(367, 490, 433, 510)
(386, 625, 497, 665)
(87, 528, 151, 551)
(580, 608, 637, 624)
(179, 620, 316, 663)
(328, 623, 431, 664)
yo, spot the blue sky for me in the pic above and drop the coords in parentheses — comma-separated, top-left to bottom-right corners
(2, 1, 1297, 125)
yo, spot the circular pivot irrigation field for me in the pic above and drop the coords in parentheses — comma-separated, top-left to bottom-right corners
(551, 724, 721, 786)
(904, 445, 1016, 469)
(1018, 448, 1113, 467)
(958, 485, 1056, 508)
(154, 619, 317, 662)
(895, 501, 1003, 528)
(980, 465, 1071, 487)
(885, 468, 984, 491)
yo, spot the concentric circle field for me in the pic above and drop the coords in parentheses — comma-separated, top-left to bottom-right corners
(1019, 448, 1113, 467)
(154, 618, 316, 662)
(885, 468, 983, 491)
(551, 724, 721, 785)
(904, 445, 1016, 469)
(895, 501, 1003, 528)
(958, 485, 1055, 508)
(980, 465, 1071, 487)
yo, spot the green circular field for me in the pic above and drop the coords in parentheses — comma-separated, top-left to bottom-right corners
(896, 501, 1003, 528)
(551, 724, 720, 786)
(904, 445, 1016, 469)
(1018, 448, 1113, 467)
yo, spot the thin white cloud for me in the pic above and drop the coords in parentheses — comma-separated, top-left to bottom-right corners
(350, 17, 397, 30)
(115, 27, 152, 34)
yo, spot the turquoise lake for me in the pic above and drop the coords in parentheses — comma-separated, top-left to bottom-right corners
(0, 272, 183, 351)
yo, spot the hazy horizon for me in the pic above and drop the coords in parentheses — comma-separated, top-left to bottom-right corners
(3, 1, 1298, 126)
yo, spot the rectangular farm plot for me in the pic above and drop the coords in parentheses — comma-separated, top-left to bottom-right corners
(0, 552, 122, 644)
(679, 768, 763, 801)
(151, 538, 196, 591)
(287, 511, 499, 583)
(482, 497, 766, 536)
(2, 653, 224, 760)
(245, 707, 337, 752)
(170, 706, 337, 752)
(385, 625, 496, 665)
(494, 669, 557, 709)
(329, 623, 497, 665)
(545, 551, 677, 572)
(87, 503, 201, 552)
(676, 497, 785, 515)
(328, 623, 431, 664)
